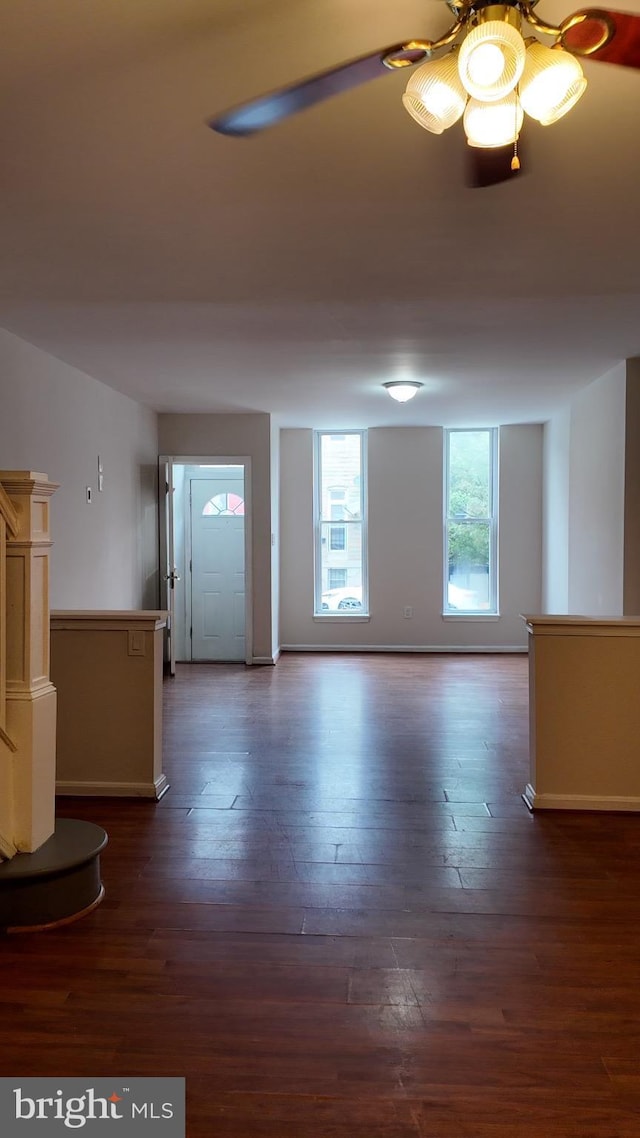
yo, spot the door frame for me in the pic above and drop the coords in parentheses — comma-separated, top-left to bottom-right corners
(158, 457, 177, 675)
(159, 454, 253, 666)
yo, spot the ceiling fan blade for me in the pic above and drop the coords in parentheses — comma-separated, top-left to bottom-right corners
(561, 8, 640, 68)
(209, 43, 430, 136)
(466, 141, 526, 189)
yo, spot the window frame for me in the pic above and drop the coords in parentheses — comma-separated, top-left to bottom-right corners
(328, 567, 348, 589)
(329, 525, 347, 551)
(313, 430, 368, 618)
(443, 427, 499, 617)
(201, 491, 245, 517)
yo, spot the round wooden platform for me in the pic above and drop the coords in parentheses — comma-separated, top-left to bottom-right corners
(0, 819, 108, 932)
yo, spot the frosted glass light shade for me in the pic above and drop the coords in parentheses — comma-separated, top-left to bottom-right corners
(519, 42, 587, 125)
(402, 52, 467, 134)
(383, 381, 423, 403)
(464, 92, 524, 148)
(458, 20, 526, 101)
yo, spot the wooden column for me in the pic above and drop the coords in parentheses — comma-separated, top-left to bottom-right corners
(0, 471, 58, 852)
(0, 485, 19, 857)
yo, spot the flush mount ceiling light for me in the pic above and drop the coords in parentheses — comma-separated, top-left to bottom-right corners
(209, 0, 639, 188)
(383, 381, 424, 403)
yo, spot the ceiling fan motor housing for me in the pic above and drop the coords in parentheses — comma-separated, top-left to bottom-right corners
(467, 2, 524, 29)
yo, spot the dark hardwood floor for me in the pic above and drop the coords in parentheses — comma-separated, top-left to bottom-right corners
(2, 653, 640, 1136)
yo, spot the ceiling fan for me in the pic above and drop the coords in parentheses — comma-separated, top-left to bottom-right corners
(208, 1, 640, 186)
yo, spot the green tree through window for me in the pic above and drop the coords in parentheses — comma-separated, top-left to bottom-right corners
(445, 429, 497, 613)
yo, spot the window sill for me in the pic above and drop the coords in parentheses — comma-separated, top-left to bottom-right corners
(313, 614, 371, 623)
(442, 613, 500, 621)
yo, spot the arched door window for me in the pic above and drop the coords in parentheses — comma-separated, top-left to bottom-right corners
(202, 492, 245, 516)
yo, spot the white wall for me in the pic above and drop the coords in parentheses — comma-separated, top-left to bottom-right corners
(171, 462, 188, 660)
(623, 358, 640, 615)
(498, 425, 543, 637)
(270, 420, 280, 658)
(542, 407, 570, 613)
(368, 427, 443, 645)
(157, 413, 273, 662)
(279, 429, 314, 640)
(279, 424, 542, 650)
(0, 328, 158, 609)
(568, 363, 626, 615)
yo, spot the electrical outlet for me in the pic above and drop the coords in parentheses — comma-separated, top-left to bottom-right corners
(403, 605, 413, 619)
(128, 630, 146, 656)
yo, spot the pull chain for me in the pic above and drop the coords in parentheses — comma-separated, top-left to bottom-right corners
(511, 89, 521, 172)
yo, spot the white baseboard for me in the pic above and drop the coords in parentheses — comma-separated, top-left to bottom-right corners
(279, 644, 527, 654)
(56, 773, 170, 800)
(251, 655, 278, 665)
(523, 783, 640, 812)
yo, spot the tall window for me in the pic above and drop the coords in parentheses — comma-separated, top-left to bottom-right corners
(315, 432, 367, 615)
(444, 428, 498, 614)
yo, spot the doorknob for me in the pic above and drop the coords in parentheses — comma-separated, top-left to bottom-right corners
(164, 569, 181, 585)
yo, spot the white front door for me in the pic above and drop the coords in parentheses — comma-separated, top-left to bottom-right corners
(190, 474, 245, 662)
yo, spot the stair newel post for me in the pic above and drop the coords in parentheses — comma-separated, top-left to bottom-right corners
(0, 470, 58, 853)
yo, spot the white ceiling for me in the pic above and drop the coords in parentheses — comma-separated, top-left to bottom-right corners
(1, 0, 639, 427)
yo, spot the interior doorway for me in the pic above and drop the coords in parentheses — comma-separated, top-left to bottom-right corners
(159, 457, 252, 668)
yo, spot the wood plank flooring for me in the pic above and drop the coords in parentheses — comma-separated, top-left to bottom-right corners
(2, 653, 640, 1136)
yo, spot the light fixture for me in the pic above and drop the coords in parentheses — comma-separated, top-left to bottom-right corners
(519, 40, 587, 124)
(464, 90, 524, 147)
(458, 13, 527, 102)
(399, 0, 594, 164)
(383, 381, 424, 403)
(402, 49, 467, 134)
